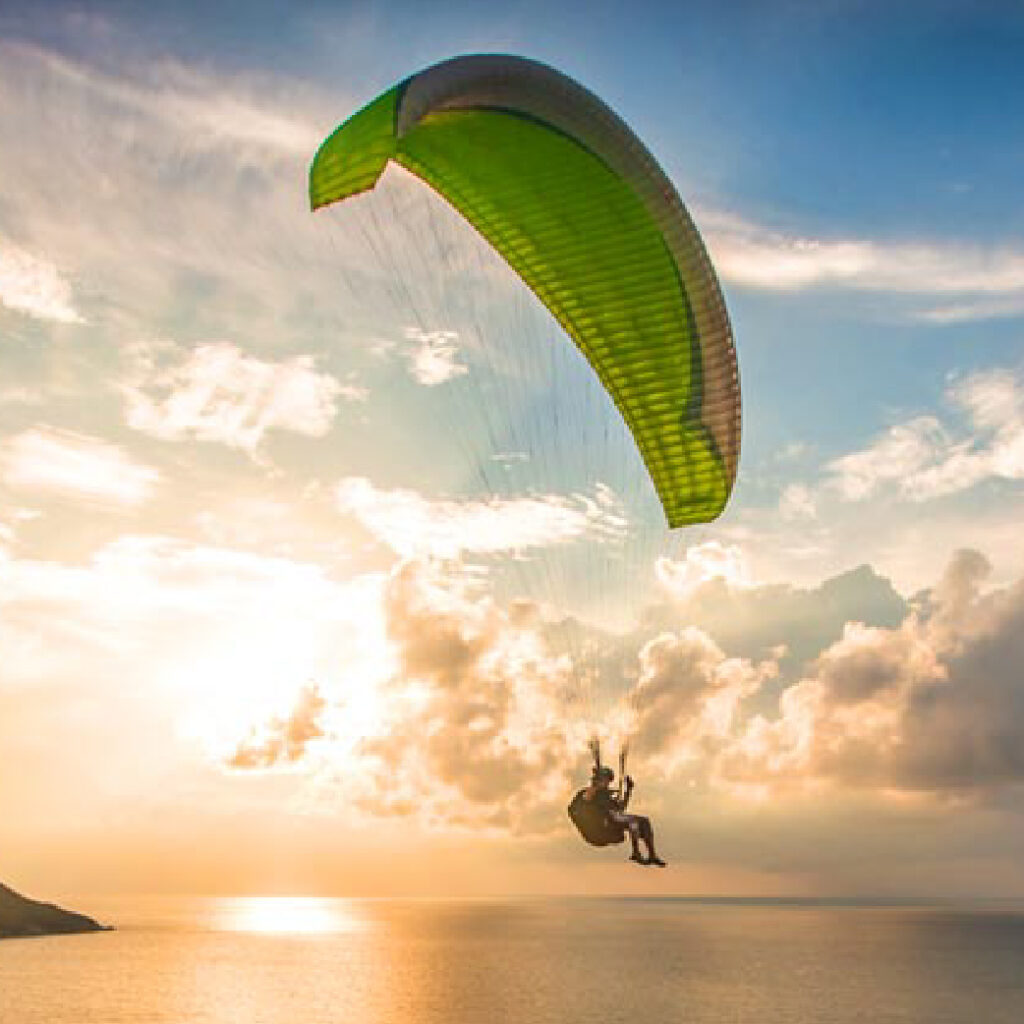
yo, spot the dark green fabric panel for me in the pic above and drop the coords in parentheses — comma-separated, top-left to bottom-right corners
(396, 109, 727, 526)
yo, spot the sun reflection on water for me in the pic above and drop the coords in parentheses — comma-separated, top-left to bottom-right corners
(213, 896, 366, 935)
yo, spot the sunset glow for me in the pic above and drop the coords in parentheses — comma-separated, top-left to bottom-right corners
(213, 897, 366, 935)
(4, 1, 1024, 902)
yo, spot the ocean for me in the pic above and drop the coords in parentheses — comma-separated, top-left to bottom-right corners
(2, 896, 1024, 1023)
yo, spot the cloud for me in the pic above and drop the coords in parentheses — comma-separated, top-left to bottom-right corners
(1, 41, 322, 158)
(335, 477, 628, 559)
(715, 549, 1024, 797)
(779, 482, 817, 520)
(0, 241, 84, 323)
(627, 628, 774, 775)
(913, 297, 1024, 325)
(402, 328, 468, 386)
(644, 558, 908, 690)
(329, 552, 922, 831)
(226, 683, 328, 769)
(729, 366, 1024, 596)
(121, 341, 348, 452)
(654, 540, 752, 600)
(0, 529, 388, 782)
(700, 209, 1024, 320)
(0, 38, 354, 356)
(825, 369, 1024, 503)
(826, 416, 948, 501)
(7, 33, 1024, 887)
(0, 426, 159, 507)
(349, 559, 577, 831)
(7, 504, 1024, 856)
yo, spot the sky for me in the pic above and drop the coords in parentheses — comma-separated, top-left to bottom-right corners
(2, 0, 1024, 899)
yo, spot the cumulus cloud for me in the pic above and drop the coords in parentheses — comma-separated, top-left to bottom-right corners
(0, 505, 42, 555)
(715, 549, 1024, 797)
(627, 628, 775, 776)
(0, 241, 84, 323)
(701, 209, 1024, 321)
(0, 426, 159, 507)
(121, 341, 348, 452)
(10, 502, 1024, 849)
(321, 554, 908, 830)
(226, 683, 328, 769)
(350, 559, 578, 831)
(826, 369, 1024, 503)
(336, 476, 628, 559)
(654, 541, 752, 600)
(644, 561, 908, 675)
(215, 545, 1024, 813)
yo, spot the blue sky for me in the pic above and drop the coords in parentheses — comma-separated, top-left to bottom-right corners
(3, 0, 1024, 896)
(20, 0, 1024, 233)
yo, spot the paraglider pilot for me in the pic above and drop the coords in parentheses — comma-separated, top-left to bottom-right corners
(568, 762, 666, 867)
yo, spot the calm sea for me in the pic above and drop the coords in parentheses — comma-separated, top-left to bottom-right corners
(2, 896, 1024, 1023)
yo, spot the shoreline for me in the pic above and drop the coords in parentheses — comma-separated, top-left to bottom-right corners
(0, 882, 111, 940)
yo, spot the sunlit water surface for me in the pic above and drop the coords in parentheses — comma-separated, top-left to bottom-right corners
(3, 897, 1024, 1023)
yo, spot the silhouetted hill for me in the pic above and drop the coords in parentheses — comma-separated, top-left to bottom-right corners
(0, 882, 109, 939)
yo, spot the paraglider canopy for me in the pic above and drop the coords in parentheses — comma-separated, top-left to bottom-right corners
(310, 53, 740, 529)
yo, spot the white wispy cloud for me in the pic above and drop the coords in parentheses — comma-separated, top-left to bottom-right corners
(826, 369, 1024, 503)
(700, 209, 1024, 321)
(335, 477, 628, 558)
(779, 482, 817, 520)
(122, 341, 348, 452)
(826, 416, 948, 501)
(2, 41, 322, 157)
(914, 297, 1024, 325)
(0, 39, 347, 354)
(0, 426, 159, 507)
(402, 327, 468, 386)
(0, 241, 83, 323)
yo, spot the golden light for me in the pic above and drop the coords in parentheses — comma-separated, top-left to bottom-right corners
(213, 896, 367, 935)
(169, 570, 394, 769)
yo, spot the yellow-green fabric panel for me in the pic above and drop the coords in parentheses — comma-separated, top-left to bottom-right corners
(396, 109, 726, 526)
(392, 54, 740, 490)
(310, 87, 400, 208)
(309, 87, 731, 526)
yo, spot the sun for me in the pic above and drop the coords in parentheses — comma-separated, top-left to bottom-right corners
(166, 572, 395, 769)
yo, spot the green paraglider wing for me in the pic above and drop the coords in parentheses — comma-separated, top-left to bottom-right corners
(310, 55, 740, 528)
